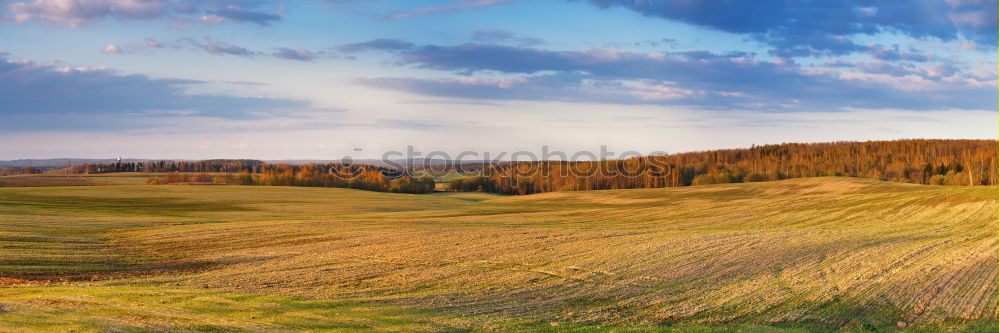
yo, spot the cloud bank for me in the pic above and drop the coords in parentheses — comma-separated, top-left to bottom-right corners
(2, 0, 283, 27)
(355, 42, 996, 111)
(0, 55, 307, 129)
(580, 0, 998, 56)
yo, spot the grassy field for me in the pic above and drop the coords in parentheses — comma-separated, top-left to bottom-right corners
(0, 173, 201, 186)
(0, 175, 100, 186)
(0, 176, 995, 332)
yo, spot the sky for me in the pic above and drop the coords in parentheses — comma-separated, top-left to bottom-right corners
(0, 0, 997, 160)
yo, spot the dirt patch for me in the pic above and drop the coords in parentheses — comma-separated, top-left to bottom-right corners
(0, 277, 39, 287)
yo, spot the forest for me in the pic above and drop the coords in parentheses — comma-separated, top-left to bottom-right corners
(450, 139, 998, 195)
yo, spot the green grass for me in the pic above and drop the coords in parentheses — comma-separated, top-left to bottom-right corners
(0, 177, 995, 332)
(0, 286, 861, 332)
(0, 286, 470, 332)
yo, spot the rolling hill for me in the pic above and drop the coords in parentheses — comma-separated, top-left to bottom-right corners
(0, 176, 995, 332)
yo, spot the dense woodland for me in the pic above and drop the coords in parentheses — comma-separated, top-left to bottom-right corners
(450, 139, 998, 195)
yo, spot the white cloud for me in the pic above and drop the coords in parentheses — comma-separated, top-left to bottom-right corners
(4, 0, 281, 27)
(102, 44, 121, 54)
(7, 0, 166, 28)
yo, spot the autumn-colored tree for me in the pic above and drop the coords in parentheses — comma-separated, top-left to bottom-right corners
(449, 139, 997, 195)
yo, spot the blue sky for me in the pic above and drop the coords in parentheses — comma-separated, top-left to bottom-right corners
(0, 0, 996, 159)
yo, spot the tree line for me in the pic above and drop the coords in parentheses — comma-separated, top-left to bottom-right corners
(142, 162, 435, 194)
(63, 159, 266, 174)
(48, 139, 999, 195)
(448, 139, 997, 195)
(0, 166, 49, 176)
(212, 168, 435, 194)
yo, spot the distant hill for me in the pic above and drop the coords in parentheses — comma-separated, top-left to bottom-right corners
(0, 158, 459, 168)
(0, 158, 148, 168)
